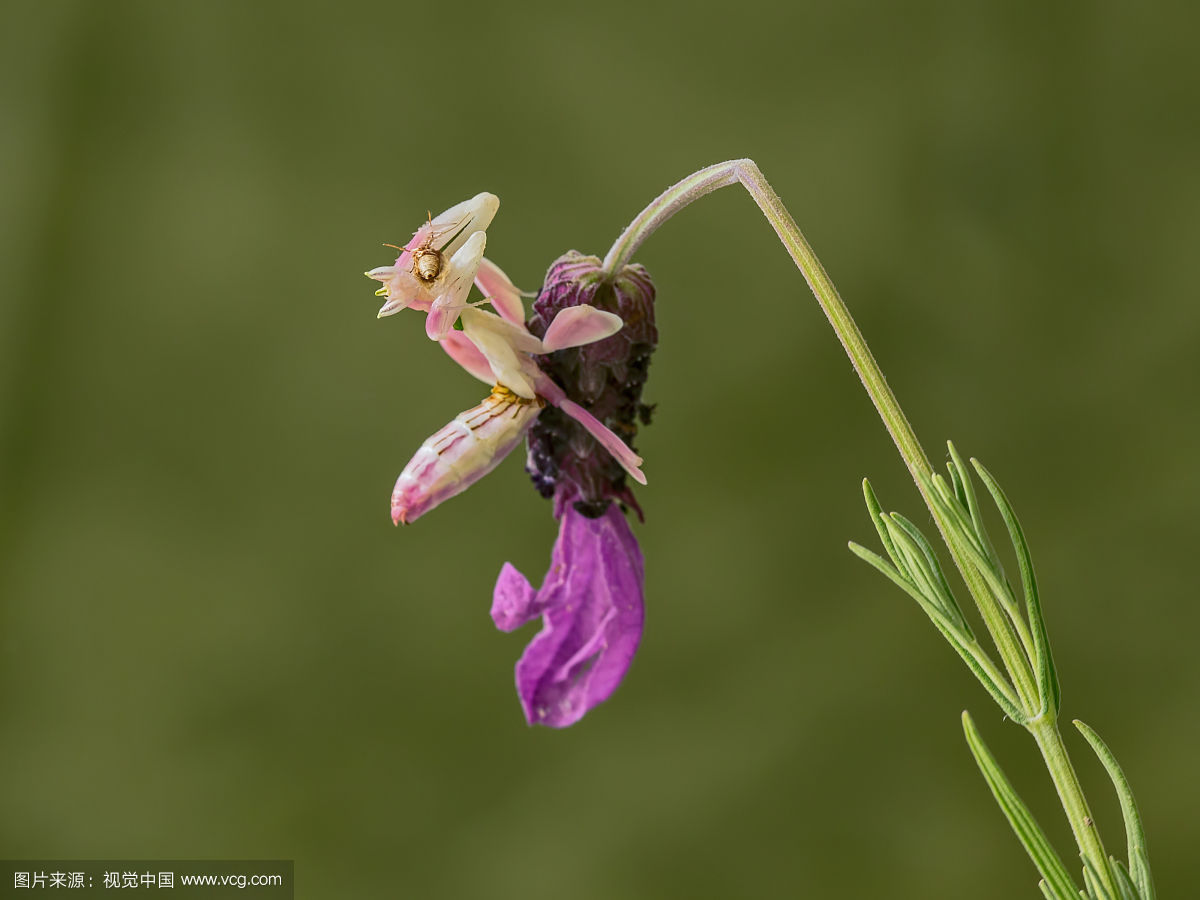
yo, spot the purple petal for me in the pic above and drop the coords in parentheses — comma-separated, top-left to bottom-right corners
(490, 504, 644, 727)
(492, 562, 539, 632)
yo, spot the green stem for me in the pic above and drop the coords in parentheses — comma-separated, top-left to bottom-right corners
(1032, 720, 1112, 893)
(606, 161, 1039, 706)
(605, 159, 1114, 897)
(604, 161, 934, 494)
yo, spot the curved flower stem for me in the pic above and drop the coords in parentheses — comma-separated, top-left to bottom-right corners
(604, 159, 1114, 897)
(605, 160, 934, 495)
(607, 162, 1037, 707)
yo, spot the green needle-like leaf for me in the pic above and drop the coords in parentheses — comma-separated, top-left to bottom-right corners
(973, 459, 1061, 718)
(848, 542, 908, 593)
(934, 503, 1035, 665)
(862, 479, 903, 572)
(882, 515, 967, 633)
(962, 711, 1079, 899)
(947, 457, 970, 512)
(1037, 878, 1079, 900)
(948, 441, 1003, 573)
(883, 517, 943, 605)
(848, 543, 1023, 721)
(1073, 721, 1154, 900)
(921, 472, 1038, 695)
(887, 512, 972, 637)
(926, 470, 988, 559)
(1082, 854, 1114, 900)
(1110, 859, 1140, 900)
(1133, 851, 1154, 900)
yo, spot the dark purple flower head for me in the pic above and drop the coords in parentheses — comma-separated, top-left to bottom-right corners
(526, 252, 658, 518)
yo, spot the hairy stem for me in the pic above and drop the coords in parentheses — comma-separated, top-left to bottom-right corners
(605, 159, 1114, 896)
(604, 160, 932, 495)
(1031, 720, 1111, 889)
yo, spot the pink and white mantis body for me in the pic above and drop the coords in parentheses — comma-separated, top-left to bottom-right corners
(370, 194, 647, 525)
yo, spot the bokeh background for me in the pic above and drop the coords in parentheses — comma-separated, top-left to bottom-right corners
(2, 1, 1197, 896)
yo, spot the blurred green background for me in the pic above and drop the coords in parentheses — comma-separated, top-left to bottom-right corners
(2, 1, 1197, 896)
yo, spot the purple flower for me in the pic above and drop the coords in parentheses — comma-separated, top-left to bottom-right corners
(492, 502, 644, 727)
(491, 253, 656, 724)
(368, 204, 656, 726)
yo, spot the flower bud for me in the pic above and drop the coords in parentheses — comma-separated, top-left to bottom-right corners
(525, 252, 657, 517)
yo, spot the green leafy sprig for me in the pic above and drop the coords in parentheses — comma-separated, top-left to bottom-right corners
(850, 445, 1155, 899)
